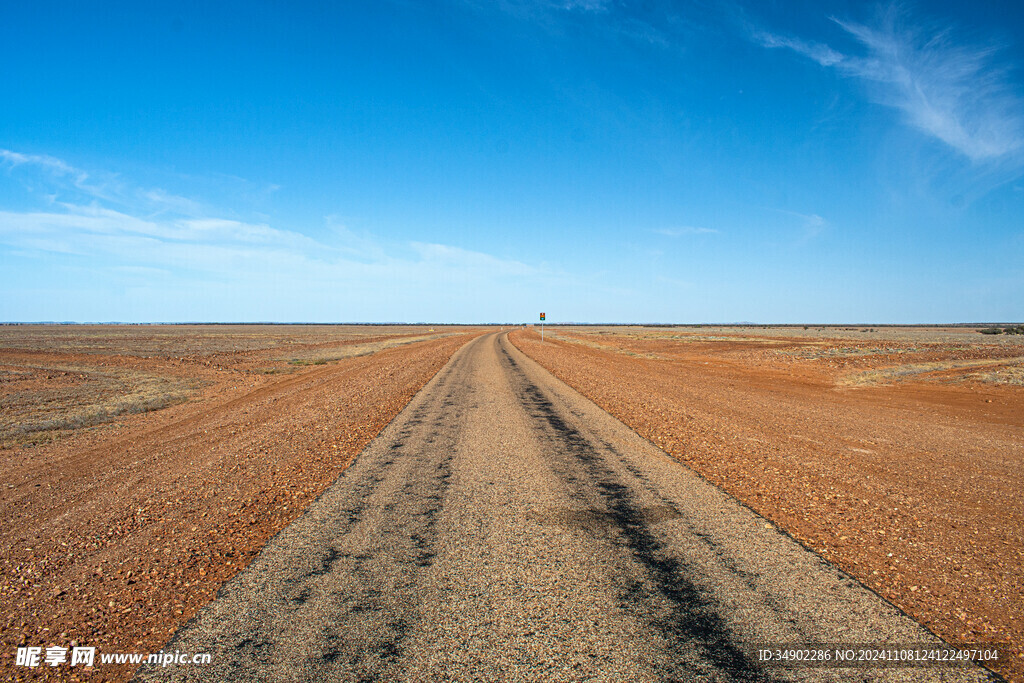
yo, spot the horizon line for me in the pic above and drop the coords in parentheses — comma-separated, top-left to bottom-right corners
(1, 321, 1020, 327)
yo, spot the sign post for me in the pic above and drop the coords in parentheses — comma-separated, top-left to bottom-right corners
(539, 312, 545, 341)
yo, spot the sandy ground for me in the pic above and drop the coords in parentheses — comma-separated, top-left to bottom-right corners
(0, 325, 486, 681)
(510, 326, 1023, 682)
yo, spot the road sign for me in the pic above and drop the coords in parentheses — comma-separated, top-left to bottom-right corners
(540, 312, 545, 321)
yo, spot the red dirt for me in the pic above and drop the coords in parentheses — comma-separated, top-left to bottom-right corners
(1, 327, 485, 681)
(511, 327, 1024, 682)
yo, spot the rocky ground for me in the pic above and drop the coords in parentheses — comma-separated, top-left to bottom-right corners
(511, 326, 1024, 683)
(0, 325, 484, 681)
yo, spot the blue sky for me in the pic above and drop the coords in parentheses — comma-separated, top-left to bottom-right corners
(2, 0, 1022, 323)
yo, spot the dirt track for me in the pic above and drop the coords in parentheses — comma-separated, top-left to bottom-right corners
(138, 333, 993, 682)
(510, 327, 1023, 682)
(1, 328, 482, 681)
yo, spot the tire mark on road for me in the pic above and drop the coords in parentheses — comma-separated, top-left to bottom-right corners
(498, 337, 773, 682)
(300, 379, 468, 679)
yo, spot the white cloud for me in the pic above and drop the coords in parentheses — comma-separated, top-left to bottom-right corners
(0, 150, 571, 321)
(410, 242, 538, 276)
(0, 149, 84, 179)
(0, 149, 104, 200)
(756, 31, 844, 67)
(757, 10, 1024, 162)
(139, 188, 205, 216)
(482, 0, 671, 48)
(777, 210, 825, 227)
(1, 148, 210, 217)
(775, 209, 827, 243)
(835, 16, 1024, 162)
(556, 0, 612, 11)
(0, 204, 542, 283)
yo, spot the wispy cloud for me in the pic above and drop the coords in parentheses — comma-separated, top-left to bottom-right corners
(1, 148, 209, 217)
(481, 0, 677, 48)
(652, 226, 719, 236)
(756, 7, 1024, 162)
(756, 31, 843, 67)
(410, 242, 538, 277)
(555, 0, 612, 11)
(0, 150, 570, 321)
(0, 155, 538, 276)
(777, 209, 826, 226)
(775, 209, 827, 243)
(0, 204, 322, 264)
(0, 149, 85, 179)
(0, 149, 107, 199)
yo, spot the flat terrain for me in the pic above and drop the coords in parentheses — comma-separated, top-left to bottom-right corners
(511, 325, 1024, 682)
(0, 325, 485, 681)
(140, 332, 990, 682)
(0, 325, 466, 450)
(2, 324, 1017, 681)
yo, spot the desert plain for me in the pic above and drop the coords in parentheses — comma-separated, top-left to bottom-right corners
(0, 325, 485, 681)
(0, 323, 1021, 681)
(511, 324, 1023, 681)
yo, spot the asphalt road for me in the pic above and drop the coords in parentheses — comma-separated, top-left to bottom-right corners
(138, 333, 994, 682)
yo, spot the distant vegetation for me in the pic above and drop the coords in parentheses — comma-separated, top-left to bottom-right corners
(979, 325, 1024, 335)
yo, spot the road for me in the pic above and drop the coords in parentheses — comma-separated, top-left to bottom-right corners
(138, 333, 994, 682)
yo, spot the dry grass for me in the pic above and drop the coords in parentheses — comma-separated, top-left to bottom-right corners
(975, 366, 1024, 385)
(0, 364, 200, 447)
(0, 324, 440, 356)
(562, 324, 1024, 346)
(839, 357, 1024, 387)
(280, 332, 461, 367)
(549, 326, 1024, 387)
(0, 325, 471, 447)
